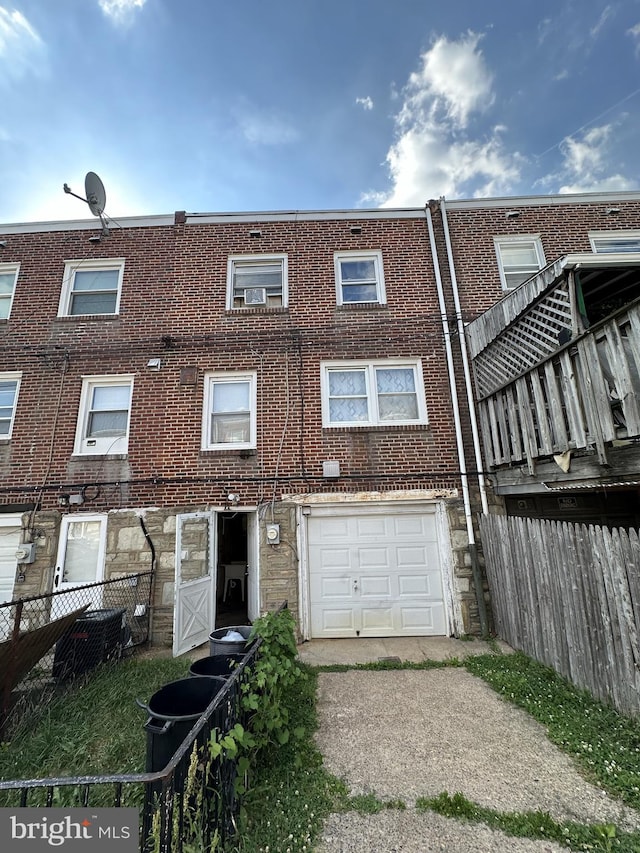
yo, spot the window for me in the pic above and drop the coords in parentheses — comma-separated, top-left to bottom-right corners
(321, 360, 426, 427)
(335, 250, 385, 305)
(202, 372, 256, 450)
(590, 231, 640, 254)
(59, 259, 125, 317)
(0, 264, 19, 320)
(0, 372, 21, 438)
(74, 376, 134, 455)
(227, 255, 287, 308)
(494, 237, 545, 290)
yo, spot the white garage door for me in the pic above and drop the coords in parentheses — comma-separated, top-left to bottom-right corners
(308, 505, 447, 638)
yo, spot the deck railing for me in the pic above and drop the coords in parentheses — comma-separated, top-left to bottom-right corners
(475, 301, 640, 471)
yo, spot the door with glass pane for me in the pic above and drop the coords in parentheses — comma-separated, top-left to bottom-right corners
(52, 515, 106, 618)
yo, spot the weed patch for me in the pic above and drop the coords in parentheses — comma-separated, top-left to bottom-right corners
(419, 791, 640, 852)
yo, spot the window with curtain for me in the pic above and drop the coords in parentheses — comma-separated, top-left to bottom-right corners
(323, 361, 426, 427)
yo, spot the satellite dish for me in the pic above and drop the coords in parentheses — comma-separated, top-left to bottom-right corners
(63, 171, 110, 238)
(85, 172, 106, 217)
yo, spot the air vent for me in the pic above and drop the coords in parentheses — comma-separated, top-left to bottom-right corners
(244, 287, 267, 305)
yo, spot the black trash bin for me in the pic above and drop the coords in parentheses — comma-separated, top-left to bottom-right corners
(52, 608, 126, 680)
(189, 653, 247, 679)
(139, 676, 228, 774)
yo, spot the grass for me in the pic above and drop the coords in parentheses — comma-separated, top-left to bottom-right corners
(0, 656, 190, 783)
(417, 791, 640, 853)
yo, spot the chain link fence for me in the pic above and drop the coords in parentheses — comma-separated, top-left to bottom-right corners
(0, 572, 153, 737)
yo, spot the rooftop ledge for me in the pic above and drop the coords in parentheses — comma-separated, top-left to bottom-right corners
(3, 189, 640, 233)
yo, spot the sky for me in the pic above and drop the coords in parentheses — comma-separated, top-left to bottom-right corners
(0, 0, 640, 223)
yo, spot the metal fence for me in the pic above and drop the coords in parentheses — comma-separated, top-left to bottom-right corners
(0, 572, 153, 737)
(0, 638, 260, 853)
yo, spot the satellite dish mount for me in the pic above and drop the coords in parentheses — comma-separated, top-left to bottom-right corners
(63, 172, 110, 237)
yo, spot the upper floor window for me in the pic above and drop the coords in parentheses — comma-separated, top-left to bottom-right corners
(202, 372, 256, 450)
(74, 375, 134, 456)
(494, 236, 545, 290)
(334, 250, 385, 305)
(321, 360, 426, 427)
(0, 372, 21, 438)
(227, 255, 287, 309)
(59, 259, 125, 317)
(0, 264, 19, 320)
(590, 231, 640, 254)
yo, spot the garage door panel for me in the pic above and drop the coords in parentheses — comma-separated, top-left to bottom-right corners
(399, 605, 445, 632)
(358, 547, 389, 569)
(355, 517, 387, 538)
(308, 506, 447, 638)
(311, 518, 350, 541)
(314, 607, 357, 635)
(318, 548, 352, 570)
(359, 576, 392, 597)
(361, 606, 394, 632)
(319, 576, 353, 598)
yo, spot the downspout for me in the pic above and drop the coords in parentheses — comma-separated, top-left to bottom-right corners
(439, 197, 490, 516)
(425, 203, 489, 636)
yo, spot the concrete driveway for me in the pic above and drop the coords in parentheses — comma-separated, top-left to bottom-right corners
(297, 638, 640, 853)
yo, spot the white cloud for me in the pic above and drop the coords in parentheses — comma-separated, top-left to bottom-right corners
(628, 23, 640, 56)
(364, 32, 520, 206)
(0, 7, 45, 81)
(590, 5, 613, 39)
(542, 123, 636, 194)
(98, 0, 147, 26)
(233, 100, 299, 146)
(401, 31, 494, 129)
(355, 96, 374, 111)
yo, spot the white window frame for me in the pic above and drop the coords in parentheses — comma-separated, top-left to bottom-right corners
(589, 230, 640, 254)
(58, 258, 125, 317)
(73, 375, 134, 456)
(0, 263, 19, 320)
(0, 371, 22, 439)
(55, 514, 107, 587)
(494, 236, 545, 291)
(334, 250, 386, 306)
(321, 359, 427, 428)
(202, 372, 257, 451)
(226, 255, 288, 309)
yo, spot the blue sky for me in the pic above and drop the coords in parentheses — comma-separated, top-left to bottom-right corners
(1, 0, 639, 223)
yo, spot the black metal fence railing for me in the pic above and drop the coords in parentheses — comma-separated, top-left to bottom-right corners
(0, 572, 153, 738)
(0, 637, 260, 853)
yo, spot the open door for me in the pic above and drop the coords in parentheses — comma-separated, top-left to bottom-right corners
(215, 510, 259, 628)
(173, 512, 215, 656)
(52, 514, 106, 619)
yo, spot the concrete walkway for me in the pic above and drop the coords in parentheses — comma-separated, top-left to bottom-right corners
(297, 638, 640, 853)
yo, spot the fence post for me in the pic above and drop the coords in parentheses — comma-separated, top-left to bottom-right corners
(0, 600, 24, 738)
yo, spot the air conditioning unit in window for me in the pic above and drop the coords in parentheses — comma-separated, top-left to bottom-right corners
(244, 287, 267, 306)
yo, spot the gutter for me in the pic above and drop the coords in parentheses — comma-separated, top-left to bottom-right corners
(439, 197, 489, 516)
(425, 204, 489, 636)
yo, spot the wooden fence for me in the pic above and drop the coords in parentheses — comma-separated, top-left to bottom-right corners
(480, 513, 640, 717)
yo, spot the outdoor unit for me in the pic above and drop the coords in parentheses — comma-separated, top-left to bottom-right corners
(244, 287, 267, 306)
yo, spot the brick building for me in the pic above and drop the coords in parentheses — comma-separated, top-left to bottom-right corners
(1, 190, 639, 651)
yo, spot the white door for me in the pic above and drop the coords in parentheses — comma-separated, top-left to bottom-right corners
(0, 515, 21, 604)
(52, 514, 106, 618)
(246, 511, 259, 622)
(308, 504, 447, 638)
(173, 512, 215, 656)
